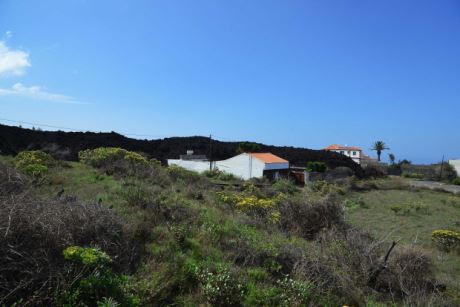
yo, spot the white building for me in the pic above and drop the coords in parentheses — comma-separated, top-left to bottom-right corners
(168, 152, 289, 180)
(449, 159, 460, 176)
(325, 144, 362, 164)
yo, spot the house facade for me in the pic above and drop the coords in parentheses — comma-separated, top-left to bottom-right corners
(449, 159, 460, 176)
(325, 144, 362, 164)
(168, 152, 289, 180)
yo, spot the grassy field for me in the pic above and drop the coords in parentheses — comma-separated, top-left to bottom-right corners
(344, 185, 460, 301)
(2, 150, 460, 306)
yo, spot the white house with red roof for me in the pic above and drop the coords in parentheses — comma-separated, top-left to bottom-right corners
(168, 152, 289, 180)
(325, 144, 362, 164)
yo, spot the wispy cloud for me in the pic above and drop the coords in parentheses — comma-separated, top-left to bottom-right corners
(0, 40, 31, 76)
(0, 83, 88, 104)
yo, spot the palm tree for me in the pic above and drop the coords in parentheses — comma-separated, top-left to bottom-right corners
(371, 141, 389, 162)
(388, 153, 395, 165)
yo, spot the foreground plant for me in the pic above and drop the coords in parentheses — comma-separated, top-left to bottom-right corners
(432, 230, 460, 253)
(61, 246, 140, 307)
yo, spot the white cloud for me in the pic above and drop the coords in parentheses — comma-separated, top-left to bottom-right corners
(0, 41, 31, 76)
(5, 31, 12, 39)
(0, 83, 87, 104)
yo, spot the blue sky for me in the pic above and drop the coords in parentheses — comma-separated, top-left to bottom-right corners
(1, 0, 459, 163)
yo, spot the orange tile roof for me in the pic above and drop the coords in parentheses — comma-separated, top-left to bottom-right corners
(249, 153, 289, 164)
(325, 144, 362, 151)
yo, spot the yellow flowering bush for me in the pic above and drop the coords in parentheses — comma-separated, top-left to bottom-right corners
(432, 229, 460, 252)
(63, 246, 112, 267)
(14, 150, 54, 178)
(79, 147, 148, 167)
(62, 246, 139, 306)
(216, 192, 285, 223)
(78, 147, 158, 178)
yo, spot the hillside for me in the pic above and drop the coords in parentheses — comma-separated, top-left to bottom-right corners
(1, 149, 457, 306)
(0, 124, 364, 176)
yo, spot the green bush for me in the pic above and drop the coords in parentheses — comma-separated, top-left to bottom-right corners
(272, 178, 297, 194)
(118, 182, 152, 208)
(306, 161, 327, 173)
(203, 169, 237, 181)
(243, 283, 284, 306)
(14, 150, 54, 178)
(402, 172, 425, 179)
(61, 246, 139, 307)
(79, 147, 147, 167)
(168, 165, 202, 183)
(452, 177, 460, 186)
(196, 264, 244, 306)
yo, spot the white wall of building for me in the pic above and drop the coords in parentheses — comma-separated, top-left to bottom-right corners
(215, 153, 265, 180)
(449, 159, 460, 176)
(331, 149, 361, 164)
(167, 159, 212, 173)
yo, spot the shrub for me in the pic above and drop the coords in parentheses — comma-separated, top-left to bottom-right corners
(196, 264, 244, 306)
(243, 284, 285, 307)
(306, 161, 327, 173)
(431, 229, 460, 252)
(310, 180, 345, 195)
(402, 172, 425, 179)
(79, 147, 156, 178)
(278, 194, 344, 239)
(0, 193, 138, 305)
(390, 205, 402, 214)
(217, 171, 237, 182)
(0, 161, 29, 195)
(276, 276, 315, 306)
(167, 165, 201, 183)
(377, 246, 438, 301)
(344, 198, 368, 211)
(390, 204, 411, 215)
(452, 177, 460, 186)
(203, 169, 237, 181)
(363, 164, 387, 178)
(14, 150, 54, 178)
(292, 228, 378, 305)
(60, 246, 139, 307)
(272, 178, 297, 194)
(118, 181, 152, 208)
(445, 196, 460, 208)
(216, 191, 284, 224)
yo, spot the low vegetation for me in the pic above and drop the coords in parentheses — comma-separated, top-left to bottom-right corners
(1, 148, 458, 306)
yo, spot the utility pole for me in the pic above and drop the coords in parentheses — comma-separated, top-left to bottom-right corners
(209, 134, 213, 172)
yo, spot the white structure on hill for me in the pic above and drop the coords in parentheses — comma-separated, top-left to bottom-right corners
(167, 152, 289, 180)
(449, 159, 460, 176)
(324, 144, 363, 164)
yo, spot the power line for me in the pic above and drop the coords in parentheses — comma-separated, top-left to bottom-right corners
(0, 117, 169, 139)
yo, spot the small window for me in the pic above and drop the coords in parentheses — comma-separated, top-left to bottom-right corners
(352, 151, 356, 156)
(340, 151, 344, 154)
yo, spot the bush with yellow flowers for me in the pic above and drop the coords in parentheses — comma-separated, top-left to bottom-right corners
(431, 229, 460, 252)
(216, 191, 285, 223)
(14, 150, 54, 178)
(79, 147, 148, 168)
(78, 147, 157, 178)
(61, 246, 139, 306)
